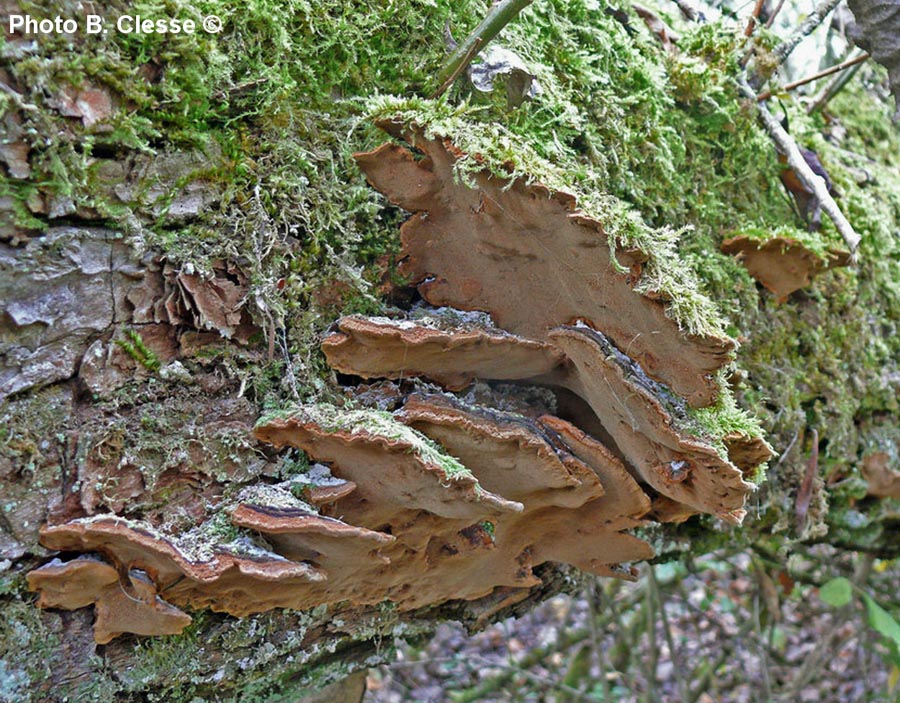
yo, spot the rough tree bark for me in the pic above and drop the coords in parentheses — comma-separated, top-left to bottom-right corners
(2, 0, 899, 701)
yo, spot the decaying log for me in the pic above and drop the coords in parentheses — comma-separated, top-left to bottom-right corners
(13, 122, 780, 702)
(28, 128, 772, 650)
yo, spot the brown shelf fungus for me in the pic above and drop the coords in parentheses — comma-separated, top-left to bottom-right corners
(721, 235, 851, 301)
(27, 556, 191, 644)
(355, 127, 735, 407)
(323, 314, 565, 390)
(323, 311, 764, 523)
(397, 393, 654, 578)
(35, 518, 327, 617)
(250, 397, 655, 607)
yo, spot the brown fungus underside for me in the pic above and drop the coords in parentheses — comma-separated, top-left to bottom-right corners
(27, 127, 771, 644)
(27, 556, 192, 644)
(720, 235, 850, 301)
(355, 127, 735, 408)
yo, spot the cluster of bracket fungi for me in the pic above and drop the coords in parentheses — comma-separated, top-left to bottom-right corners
(27, 123, 772, 643)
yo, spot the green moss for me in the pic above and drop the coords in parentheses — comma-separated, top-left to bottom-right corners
(116, 329, 162, 372)
(259, 404, 475, 480)
(0, 581, 58, 700)
(690, 377, 768, 457)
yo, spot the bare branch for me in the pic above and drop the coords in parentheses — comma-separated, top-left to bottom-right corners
(808, 51, 868, 114)
(757, 51, 870, 101)
(738, 78, 862, 254)
(432, 0, 535, 97)
(744, 0, 768, 37)
(764, 0, 789, 28)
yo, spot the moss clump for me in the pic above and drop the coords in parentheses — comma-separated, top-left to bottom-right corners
(259, 404, 475, 480)
(0, 578, 58, 701)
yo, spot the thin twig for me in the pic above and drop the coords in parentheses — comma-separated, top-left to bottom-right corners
(808, 52, 868, 114)
(470, 654, 597, 703)
(687, 618, 758, 703)
(212, 77, 269, 101)
(587, 581, 613, 702)
(432, 0, 535, 97)
(0, 81, 38, 112)
(750, 565, 774, 702)
(431, 38, 483, 99)
(448, 626, 588, 703)
(757, 52, 870, 101)
(649, 566, 690, 703)
(764, 0, 789, 28)
(769, 0, 844, 69)
(772, 429, 800, 470)
(739, 79, 862, 253)
(643, 580, 659, 703)
(744, 0, 767, 37)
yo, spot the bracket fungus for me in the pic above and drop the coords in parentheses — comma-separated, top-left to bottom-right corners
(27, 556, 191, 644)
(28, 122, 772, 644)
(34, 517, 327, 619)
(542, 326, 755, 524)
(323, 313, 565, 390)
(249, 396, 656, 607)
(323, 314, 763, 523)
(127, 258, 257, 342)
(355, 126, 735, 408)
(721, 235, 851, 300)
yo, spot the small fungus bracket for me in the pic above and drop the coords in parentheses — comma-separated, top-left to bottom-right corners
(721, 235, 851, 300)
(27, 556, 191, 644)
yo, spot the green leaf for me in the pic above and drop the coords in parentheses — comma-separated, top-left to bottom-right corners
(819, 577, 853, 607)
(863, 594, 900, 648)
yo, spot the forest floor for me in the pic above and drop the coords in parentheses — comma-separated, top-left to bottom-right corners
(365, 548, 894, 702)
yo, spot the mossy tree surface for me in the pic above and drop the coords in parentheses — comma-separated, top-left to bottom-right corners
(2, 0, 899, 700)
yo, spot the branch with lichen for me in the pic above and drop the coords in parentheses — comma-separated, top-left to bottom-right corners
(752, 0, 845, 87)
(671, 0, 862, 253)
(432, 0, 535, 98)
(737, 78, 862, 254)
